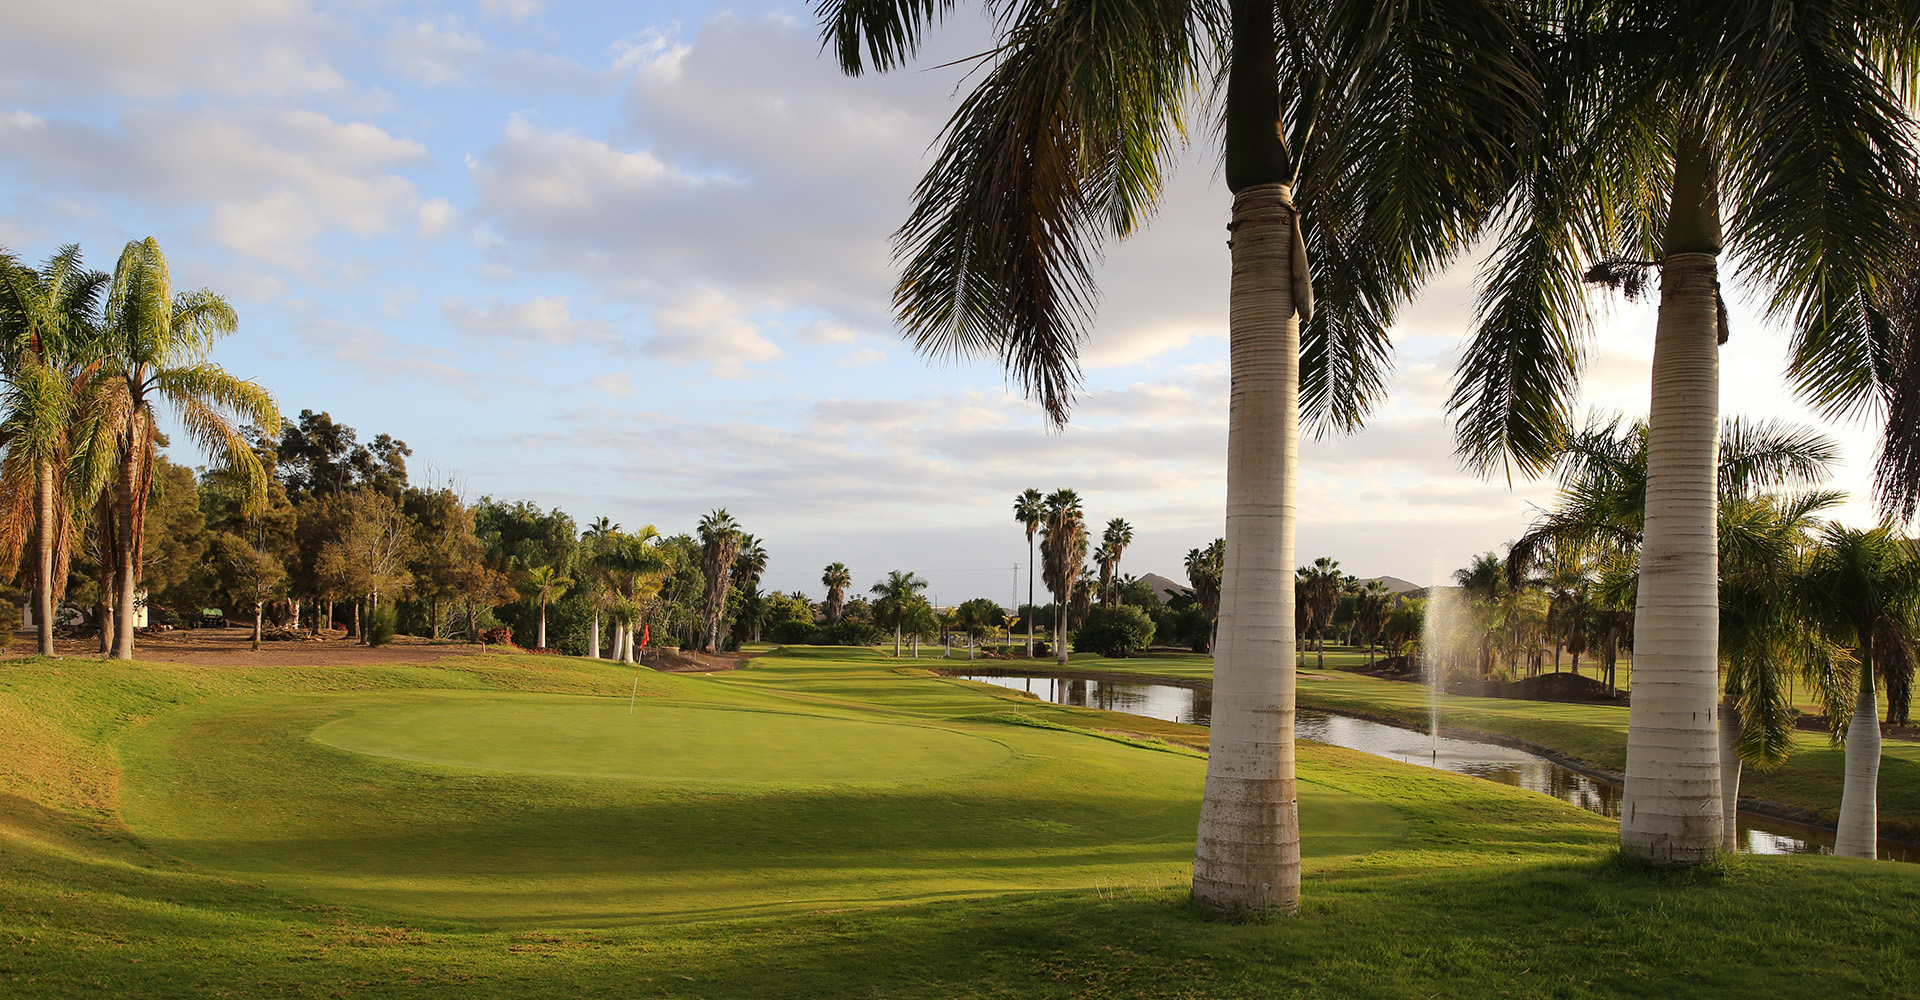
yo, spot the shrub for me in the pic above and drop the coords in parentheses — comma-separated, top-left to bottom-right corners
(0, 602, 18, 651)
(820, 621, 883, 646)
(1074, 604, 1157, 658)
(768, 619, 816, 644)
(482, 626, 514, 646)
(367, 605, 397, 647)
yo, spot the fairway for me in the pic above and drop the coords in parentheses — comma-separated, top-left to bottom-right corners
(315, 696, 1014, 782)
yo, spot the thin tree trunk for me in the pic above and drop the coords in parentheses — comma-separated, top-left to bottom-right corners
(253, 600, 263, 651)
(1718, 695, 1741, 853)
(33, 462, 55, 656)
(1835, 651, 1881, 859)
(1055, 601, 1068, 665)
(1027, 537, 1036, 658)
(1193, 181, 1301, 912)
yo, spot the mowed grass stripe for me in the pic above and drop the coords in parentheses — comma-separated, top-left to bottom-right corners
(312, 695, 1014, 783)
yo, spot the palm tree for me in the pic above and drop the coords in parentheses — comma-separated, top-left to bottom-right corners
(0, 245, 107, 656)
(732, 534, 768, 587)
(1296, 556, 1343, 668)
(93, 238, 279, 659)
(1100, 518, 1133, 603)
(697, 510, 742, 653)
(1450, 5, 1920, 865)
(1796, 525, 1920, 858)
(1013, 488, 1044, 657)
(1353, 580, 1391, 666)
(821, 561, 851, 626)
(1185, 540, 1224, 652)
(818, 0, 1541, 911)
(581, 516, 619, 657)
(869, 569, 929, 657)
(1092, 541, 1115, 609)
(524, 564, 572, 650)
(1040, 489, 1086, 666)
(597, 527, 667, 663)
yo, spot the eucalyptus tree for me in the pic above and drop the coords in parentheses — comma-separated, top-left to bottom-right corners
(0, 245, 107, 656)
(90, 239, 279, 659)
(816, 0, 1540, 910)
(821, 561, 852, 626)
(697, 509, 743, 652)
(1450, 2, 1920, 864)
(1040, 489, 1087, 666)
(1013, 488, 1043, 656)
(869, 569, 929, 657)
(1797, 525, 1920, 858)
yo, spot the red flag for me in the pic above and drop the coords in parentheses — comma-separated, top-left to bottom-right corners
(641, 623, 650, 647)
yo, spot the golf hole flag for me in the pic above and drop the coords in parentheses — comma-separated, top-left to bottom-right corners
(641, 623, 650, 647)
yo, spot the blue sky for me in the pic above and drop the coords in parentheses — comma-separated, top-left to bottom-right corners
(0, 1, 1890, 603)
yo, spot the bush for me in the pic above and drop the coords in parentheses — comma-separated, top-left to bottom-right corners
(1074, 604, 1157, 658)
(0, 602, 18, 651)
(768, 618, 817, 644)
(820, 621, 884, 646)
(367, 605, 397, 647)
(482, 626, 514, 646)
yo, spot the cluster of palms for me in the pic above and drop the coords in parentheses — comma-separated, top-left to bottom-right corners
(1013, 488, 1134, 663)
(0, 240, 277, 659)
(817, 0, 1920, 905)
(1447, 415, 1918, 858)
(1293, 557, 1400, 668)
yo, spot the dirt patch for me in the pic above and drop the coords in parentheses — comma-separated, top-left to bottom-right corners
(1794, 713, 1920, 743)
(1, 628, 517, 667)
(647, 648, 752, 673)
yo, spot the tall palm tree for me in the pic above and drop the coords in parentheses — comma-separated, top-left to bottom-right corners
(596, 527, 667, 663)
(1185, 539, 1224, 651)
(1796, 525, 1920, 858)
(1353, 579, 1391, 666)
(732, 534, 768, 587)
(1013, 488, 1044, 657)
(1040, 489, 1087, 666)
(1450, 4, 1920, 865)
(697, 510, 742, 653)
(0, 245, 108, 656)
(1099, 518, 1133, 603)
(524, 563, 572, 650)
(821, 561, 852, 626)
(869, 569, 929, 657)
(581, 516, 619, 658)
(817, 0, 1537, 910)
(1092, 541, 1115, 608)
(92, 238, 278, 659)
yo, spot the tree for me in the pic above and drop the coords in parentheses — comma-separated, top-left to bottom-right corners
(1353, 580, 1391, 665)
(597, 528, 669, 663)
(900, 595, 940, 658)
(1012, 488, 1043, 657)
(94, 238, 279, 659)
(869, 569, 929, 657)
(1099, 518, 1133, 604)
(580, 516, 620, 656)
(818, 0, 1538, 913)
(1449, 3, 1920, 866)
(524, 564, 572, 650)
(210, 531, 285, 650)
(1184, 540, 1224, 652)
(1039, 490, 1087, 666)
(697, 510, 743, 653)
(952, 596, 1001, 660)
(0, 244, 107, 657)
(1796, 525, 1920, 858)
(1298, 556, 1343, 668)
(821, 561, 851, 626)
(1077, 604, 1156, 658)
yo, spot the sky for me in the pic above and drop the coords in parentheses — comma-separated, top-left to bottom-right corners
(0, 0, 1893, 605)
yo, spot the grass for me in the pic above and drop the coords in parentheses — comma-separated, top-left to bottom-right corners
(1, 645, 1917, 998)
(1023, 648, 1920, 831)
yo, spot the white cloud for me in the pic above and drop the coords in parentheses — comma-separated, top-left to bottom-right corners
(645, 288, 782, 376)
(480, 0, 544, 23)
(834, 347, 887, 367)
(442, 294, 621, 346)
(0, 0, 343, 99)
(589, 372, 636, 397)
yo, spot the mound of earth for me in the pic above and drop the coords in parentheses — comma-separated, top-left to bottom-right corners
(1483, 671, 1626, 704)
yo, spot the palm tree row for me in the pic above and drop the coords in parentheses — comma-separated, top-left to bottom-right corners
(0, 240, 278, 659)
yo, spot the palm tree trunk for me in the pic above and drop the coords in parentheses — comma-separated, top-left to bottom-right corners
(1718, 696, 1741, 852)
(589, 611, 601, 658)
(1054, 601, 1068, 665)
(1193, 181, 1301, 913)
(893, 623, 901, 657)
(253, 600, 263, 651)
(538, 600, 548, 650)
(112, 463, 139, 660)
(1027, 538, 1036, 658)
(1835, 649, 1881, 858)
(34, 461, 54, 657)
(1620, 247, 1724, 864)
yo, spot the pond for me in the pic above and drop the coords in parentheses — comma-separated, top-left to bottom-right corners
(955, 671, 1916, 862)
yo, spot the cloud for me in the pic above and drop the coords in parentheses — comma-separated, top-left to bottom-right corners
(0, 0, 343, 100)
(644, 288, 782, 376)
(441, 294, 621, 346)
(0, 107, 429, 270)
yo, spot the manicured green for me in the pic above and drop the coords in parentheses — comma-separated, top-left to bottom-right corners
(2, 645, 1918, 999)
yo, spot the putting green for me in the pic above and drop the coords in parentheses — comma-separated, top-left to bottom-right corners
(313, 696, 1013, 783)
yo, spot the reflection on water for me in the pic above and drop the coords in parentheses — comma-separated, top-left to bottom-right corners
(957, 672, 1915, 863)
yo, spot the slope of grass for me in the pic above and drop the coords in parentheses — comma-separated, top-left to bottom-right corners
(0, 645, 1915, 999)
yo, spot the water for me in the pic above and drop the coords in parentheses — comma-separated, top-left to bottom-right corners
(955, 671, 1916, 862)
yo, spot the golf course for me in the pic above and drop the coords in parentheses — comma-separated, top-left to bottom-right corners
(1, 643, 1916, 998)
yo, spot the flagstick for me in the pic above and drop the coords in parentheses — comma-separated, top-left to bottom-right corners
(629, 676, 638, 715)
